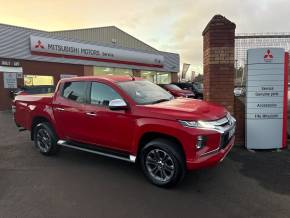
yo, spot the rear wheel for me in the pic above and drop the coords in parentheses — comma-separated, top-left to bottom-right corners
(140, 138, 186, 187)
(34, 122, 60, 155)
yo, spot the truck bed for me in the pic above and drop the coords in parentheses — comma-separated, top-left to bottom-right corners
(14, 93, 54, 130)
(15, 93, 54, 102)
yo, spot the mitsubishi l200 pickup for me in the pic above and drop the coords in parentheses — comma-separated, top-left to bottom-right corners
(13, 76, 236, 187)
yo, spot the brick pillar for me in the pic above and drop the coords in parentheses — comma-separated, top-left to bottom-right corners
(132, 69, 141, 77)
(171, 72, 178, 83)
(84, 65, 94, 76)
(202, 15, 236, 113)
(234, 97, 245, 146)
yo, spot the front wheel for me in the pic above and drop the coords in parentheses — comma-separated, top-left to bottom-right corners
(140, 138, 186, 188)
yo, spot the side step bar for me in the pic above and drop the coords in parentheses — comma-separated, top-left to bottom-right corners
(57, 140, 136, 163)
(18, 127, 27, 132)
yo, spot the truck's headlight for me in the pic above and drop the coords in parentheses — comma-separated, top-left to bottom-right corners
(179, 120, 199, 128)
(179, 120, 215, 129)
(179, 112, 236, 129)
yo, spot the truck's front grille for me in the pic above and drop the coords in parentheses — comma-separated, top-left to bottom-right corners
(209, 116, 235, 149)
(220, 132, 230, 149)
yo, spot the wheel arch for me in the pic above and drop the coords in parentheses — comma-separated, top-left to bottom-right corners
(136, 132, 185, 162)
(31, 116, 53, 140)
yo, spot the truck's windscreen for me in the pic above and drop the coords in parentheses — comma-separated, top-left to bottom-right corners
(118, 80, 173, 105)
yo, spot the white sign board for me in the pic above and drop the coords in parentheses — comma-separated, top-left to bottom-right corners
(246, 48, 288, 149)
(30, 35, 164, 68)
(0, 66, 23, 73)
(3, 72, 17, 88)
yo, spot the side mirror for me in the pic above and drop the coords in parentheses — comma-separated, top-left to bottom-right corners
(109, 99, 128, 110)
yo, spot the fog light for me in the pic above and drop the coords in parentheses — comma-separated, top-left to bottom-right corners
(196, 136, 207, 149)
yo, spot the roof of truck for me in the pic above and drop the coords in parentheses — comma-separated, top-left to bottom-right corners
(60, 75, 144, 83)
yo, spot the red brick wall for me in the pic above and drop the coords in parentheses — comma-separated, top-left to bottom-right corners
(83, 65, 94, 76)
(171, 73, 178, 83)
(0, 60, 85, 111)
(203, 15, 236, 114)
(0, 73, 12, 111)
(21, 60, 85, 85)
(203, 15, 245, 146)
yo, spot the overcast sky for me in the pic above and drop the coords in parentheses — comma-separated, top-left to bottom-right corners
(1, 0, 290, 74)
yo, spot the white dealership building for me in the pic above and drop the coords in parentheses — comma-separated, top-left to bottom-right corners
(0, 24, 179, 110)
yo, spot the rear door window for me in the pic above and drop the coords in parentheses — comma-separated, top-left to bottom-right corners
(62, 82, 87, 103)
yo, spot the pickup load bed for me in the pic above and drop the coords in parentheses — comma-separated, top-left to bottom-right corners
(14, 93, 53, 129)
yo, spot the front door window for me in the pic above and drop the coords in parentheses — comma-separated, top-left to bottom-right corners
(90, 82, 123, 106)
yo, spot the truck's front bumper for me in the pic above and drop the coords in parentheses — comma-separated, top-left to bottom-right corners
(186, 136, 235, 170)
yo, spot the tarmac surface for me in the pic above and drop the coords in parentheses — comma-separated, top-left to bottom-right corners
(0, 111, 290, 218)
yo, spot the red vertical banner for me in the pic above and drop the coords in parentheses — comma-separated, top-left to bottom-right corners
(282, 52, 288, 148)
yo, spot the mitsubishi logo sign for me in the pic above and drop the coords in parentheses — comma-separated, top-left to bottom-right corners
(35, 40, 44, 49)
(30, 35, 164, 68)
(246, 48, 288, 149)
(264, 49, 273, 62)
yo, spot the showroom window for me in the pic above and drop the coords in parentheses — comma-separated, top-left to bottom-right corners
(94, 67, 132, 76)
(24, 75, 54, 86)
(114, 68, 132, 75)
(140, 71, 171, 84)
(156, 72, 171, 84)
(140, 71, 156, 83)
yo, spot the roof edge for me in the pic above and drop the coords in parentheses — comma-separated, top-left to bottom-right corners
(0, 23, 49, 33)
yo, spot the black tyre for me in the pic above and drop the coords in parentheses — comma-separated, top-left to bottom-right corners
(140, 138, 186, 187)
(33, 122, 60, 156)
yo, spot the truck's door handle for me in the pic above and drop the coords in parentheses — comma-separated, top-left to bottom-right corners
(85, 112, 97, 117)
(55, 107, 65, 111)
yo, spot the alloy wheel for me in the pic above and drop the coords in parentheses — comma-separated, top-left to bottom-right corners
(145, 148, 175, 183)
(36, 128, 52, 153)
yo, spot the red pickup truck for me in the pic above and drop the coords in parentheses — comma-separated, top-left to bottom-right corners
(13, 76, 236, 187)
